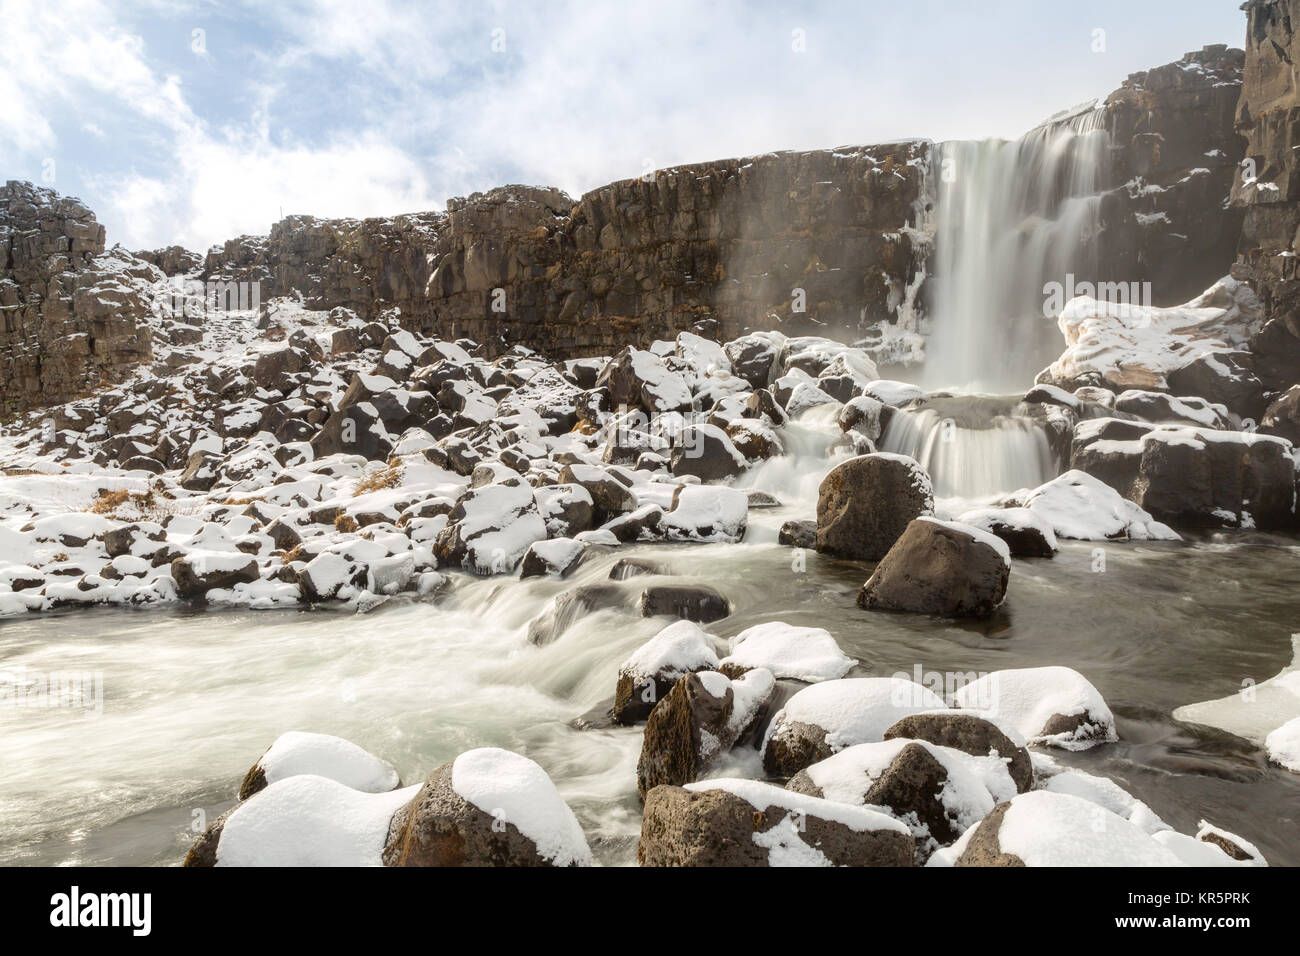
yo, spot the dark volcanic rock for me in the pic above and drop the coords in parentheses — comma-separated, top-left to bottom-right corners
(636, 672, 735, 798)
(816, 453, 934, 561)
(858, 518, 1009, 618)
(383, 752, 589, 867)
(638, 783, 912, 867)
(884, 712, 1033, 793)
(639, 584, 730, 623)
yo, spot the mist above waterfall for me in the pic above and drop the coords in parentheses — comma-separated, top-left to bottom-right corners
(923, 106, 1111, 392)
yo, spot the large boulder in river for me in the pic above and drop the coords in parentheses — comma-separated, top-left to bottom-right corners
(383, 748, 591, 866)
(639, 779, 912, 866)
(816, 453, 934, 561)
(1070, 419, 1295, 530)
(857, 517, 1011, 618)
(636, 669, 773, 798)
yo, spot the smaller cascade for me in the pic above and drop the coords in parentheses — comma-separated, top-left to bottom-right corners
(879, 396, 1057, 500)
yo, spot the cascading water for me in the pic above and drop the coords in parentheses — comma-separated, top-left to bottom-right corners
(878, 397, 1056, 502)
(923, 104, 1110, 392)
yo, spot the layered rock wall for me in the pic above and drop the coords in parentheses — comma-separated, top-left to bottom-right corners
(204, 144, 932, 361)
(1100, 45, 1247, 304)
(1233, 0, 1300, 397)
(0, 181, 155, 417)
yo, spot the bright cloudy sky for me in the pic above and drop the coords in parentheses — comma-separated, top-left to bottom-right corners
(1, 0, 1245, 253)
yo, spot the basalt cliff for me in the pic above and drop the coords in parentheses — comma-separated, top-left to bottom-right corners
(0, 39, 1282, 417)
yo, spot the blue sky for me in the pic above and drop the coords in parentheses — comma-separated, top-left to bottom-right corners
(1, 0, 1246, 252)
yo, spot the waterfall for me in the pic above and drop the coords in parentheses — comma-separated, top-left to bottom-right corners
(924, 104, 1110, 391)
(879, 397, 1057, 500)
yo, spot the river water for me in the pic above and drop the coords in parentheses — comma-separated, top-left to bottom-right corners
(2, 405, 1297, 866)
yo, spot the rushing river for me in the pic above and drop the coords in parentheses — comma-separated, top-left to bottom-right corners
(2, 403, 1298, 866)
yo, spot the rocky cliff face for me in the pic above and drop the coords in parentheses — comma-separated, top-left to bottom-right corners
(203, 144, 931, 364)
(0, 38, 1280, 417)
(0, 181, 157, 417)
(1232, 0, 1300, 403)
(1100, 44, 1247, 305)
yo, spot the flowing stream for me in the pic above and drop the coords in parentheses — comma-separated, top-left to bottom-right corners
(1, 409, 1297, 867)
(3, 107, 1297, 870)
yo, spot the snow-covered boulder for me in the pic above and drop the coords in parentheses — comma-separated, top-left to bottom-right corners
(383, 748, 591, 867)
(719, 621, 853, 683)
(186, 774, 417, 867)
(669, 423, 747, 482)
(596, 346, 693, 413)
(1040, 276, 1263, 402)
(838, 394, 885, 442)
(954, 791, 1185, 866)
(1069, 420, 1296, 531)
(952, 666, 1117, 751)
(955, 506, 1057, 558)
(519, 537, 586, 579)
(556, 464, 637, 523)
(433, 480, 548, 575)
(1265, 716, 1300, 773)
(762, 677, 946, 777)
(787, 738, 1018, 852)
(238, 731, 401, 800)
(883, 711, 1033, 793)
(858, 517, 1010, 618)
(1019, 469, 1179, 541)
(660, 485, 748, 542)
(639, 778, 911, 867)
(170, 550, 260, 600)
(614, 620, 721, 724)
(816, 453, 934, 561)
(636, 669, 774, 797)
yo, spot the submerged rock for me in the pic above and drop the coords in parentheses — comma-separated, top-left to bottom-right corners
(638, 584, 730, 623)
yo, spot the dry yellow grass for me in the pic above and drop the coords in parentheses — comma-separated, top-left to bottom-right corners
(353, 463, 403, 496)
